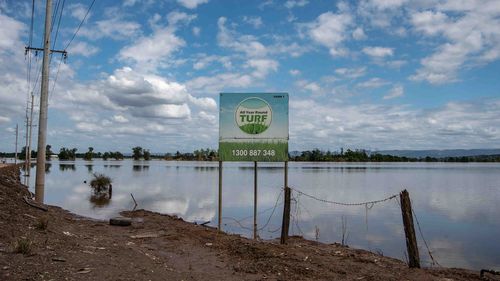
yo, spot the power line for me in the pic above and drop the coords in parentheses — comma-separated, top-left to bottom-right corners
(65, 0, 96, 51)
(52, 0, 65, 51)
(49, 53, 64, 101)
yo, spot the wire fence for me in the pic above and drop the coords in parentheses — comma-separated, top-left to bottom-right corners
(221, 185, 439, 268)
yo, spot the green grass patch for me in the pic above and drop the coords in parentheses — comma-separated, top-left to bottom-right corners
(239, 123, 269, 134)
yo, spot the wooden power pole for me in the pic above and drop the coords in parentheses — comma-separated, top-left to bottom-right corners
(14, 124, 18, 164)
(34, 0, 52, 203)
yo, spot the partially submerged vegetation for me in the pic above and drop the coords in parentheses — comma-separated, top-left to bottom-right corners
(3, 146, 500, 162)
(89, 173, 112, 193)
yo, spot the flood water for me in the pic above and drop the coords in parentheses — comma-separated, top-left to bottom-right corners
(24, 160, 500, 270)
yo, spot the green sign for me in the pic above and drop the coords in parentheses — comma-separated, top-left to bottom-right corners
(219, 93, 289, 162)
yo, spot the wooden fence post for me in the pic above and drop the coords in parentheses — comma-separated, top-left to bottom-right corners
(280, 161, 290, 244)
(280, 187, 291, 244)
(400, 189, 420, 268)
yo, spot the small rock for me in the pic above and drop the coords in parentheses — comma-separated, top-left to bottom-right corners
(77, 268, 91, 274)
(110, 217, 132, 226)
(205, 243, 213, 246)
(2, 266, 9, 270)
(52, 257, 66, 262)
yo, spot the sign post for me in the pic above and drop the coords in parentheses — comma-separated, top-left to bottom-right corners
(219, 93, 289, 237)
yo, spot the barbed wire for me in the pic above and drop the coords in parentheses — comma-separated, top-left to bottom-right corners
(410, 198, 441, 267)
(222, 188, 283, 233)
(290, 186, 398, 206)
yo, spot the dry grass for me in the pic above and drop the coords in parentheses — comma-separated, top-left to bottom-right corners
(35, 216, 49, 230)
(13, 237, 33, 255)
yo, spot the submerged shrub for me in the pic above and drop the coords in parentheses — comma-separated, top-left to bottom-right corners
(90, 173, 112, 193)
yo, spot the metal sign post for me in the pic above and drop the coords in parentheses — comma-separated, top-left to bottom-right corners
(253, 161, 258, 239)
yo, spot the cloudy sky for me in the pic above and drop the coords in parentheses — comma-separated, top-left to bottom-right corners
(1, 0, 499, 153)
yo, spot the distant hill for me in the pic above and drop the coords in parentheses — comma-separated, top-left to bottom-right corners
(375, 149, 500, 158)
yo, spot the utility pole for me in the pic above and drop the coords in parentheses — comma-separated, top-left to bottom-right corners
(28, 94, 34, 175)
(24, 99, 29, 171)
(34, 0, 52, 203)
(14, 124, 18, 164)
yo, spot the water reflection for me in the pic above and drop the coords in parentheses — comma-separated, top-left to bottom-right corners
(26, 160, 500, 271)
(133, 165, 149, 171)
(89, 192, 111, 208)
(59, 164, 76, 171)
(104, 164, 122, 169)
(85, 164, 93, 173)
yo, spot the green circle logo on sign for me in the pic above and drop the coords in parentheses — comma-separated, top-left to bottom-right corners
(235, 97, 272, 134)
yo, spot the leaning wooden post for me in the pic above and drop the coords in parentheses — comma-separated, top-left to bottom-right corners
(253, 161, 258, 240)
(400, 189, 420, 268)
(218, 161, 223, 231)
(280, 161, 290, 244)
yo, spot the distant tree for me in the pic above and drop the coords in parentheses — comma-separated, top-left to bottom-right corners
(102, 152, 110, 160)
(46, 144, 53, 160)
(143, 149, 151, 161)
(132, 146, 143, 160)
(84, 147, 94, 161)
(113, 151, 124, 160)
(18, 146, 35, 160)
(174, 151, 182, 160)
(58, 147, 77, 160)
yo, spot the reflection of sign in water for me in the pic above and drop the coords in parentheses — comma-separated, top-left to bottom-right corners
(235, 98, 272, 135)
(219, 93, 288, 162)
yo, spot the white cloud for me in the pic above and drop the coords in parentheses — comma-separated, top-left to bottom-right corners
(123, 0, 139, 7)
(0, 12, 27, 130)
(0, 13, 24, 51)
(368, 0, 408, 10)
(302, 11, 353, 57)
(304, 82, 321, 92)
(411, 10, 448, 36)
(130, 104, 191, 119)
(289, 69, 301, 76)
(167, 11, 197, 26)
(243, 16, 263, 29)
(290, 98, 500, 150)
(357, 0, 401, 28)
(192, 54, 232, 70)
(68, 3, 90, 21)
(119, 12, 195, 69)
(285, 0, 309, 9)
(356, 77, 389, 89)
(192, 26, 201, 36)
(335, 67, 366, 79)
(362, 46, 394, 58)
(0, 116, 10, 124)
(79, 17, 141, 41)
(269, 42, 309, 58)
(247, 59, 278, 78)
(352, 27, 367, 40)
(410, 1, 500, 84)
(217, 17, 267, 58)
(67, 41, 99, 57)
(177, 0, 209, 9)
(187, 73, 253, 94)
(383, 84, 404, 99)
(112, 115, 129, 123)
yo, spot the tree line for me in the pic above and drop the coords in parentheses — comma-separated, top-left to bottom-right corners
(2, 146, 500, 162)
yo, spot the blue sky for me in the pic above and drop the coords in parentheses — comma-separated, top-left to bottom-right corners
(0, 0, 499, 153)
